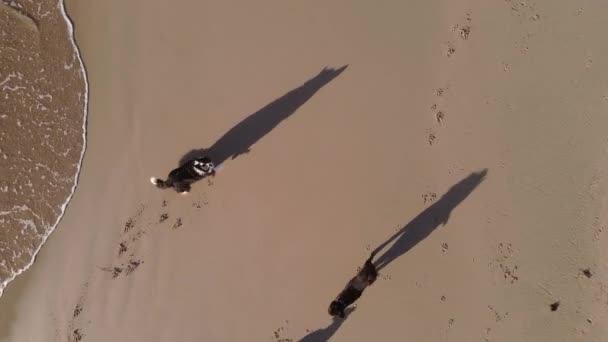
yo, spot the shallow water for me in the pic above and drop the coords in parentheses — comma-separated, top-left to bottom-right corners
(0, 0, 87, 295)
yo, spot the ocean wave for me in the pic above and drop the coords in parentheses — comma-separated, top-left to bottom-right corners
(0, 0, 89, 296)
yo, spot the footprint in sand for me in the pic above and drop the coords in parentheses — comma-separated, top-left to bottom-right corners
(427, 131, 437, 145)
(125, 259, 143, 276)
(172, 218, 183, 230)
(73, 303, 83, 318)
(490, 243, 520, 284)
(435, 111, 445, 124)
(118, 241, 127, 256)
(581, 268, 593, 278)
(446, 43, 456, 57)
(422, 192, 437, 203)
(123, 205, 145, 233)
(431, 86, 448, 125)
(124, 218, 135, 234)
(272, 321, 294, 342)
(593, 226, 604, 241)
(100, 266, 123, 279)
(488, 305, 509, 322)
(70, 329, 83, 342)
(459, 25, 471, 40)
(379, 273, 392, 281)
(159, 213, 169, 223)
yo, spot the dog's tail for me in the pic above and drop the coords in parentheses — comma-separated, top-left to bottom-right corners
(150, 177, 171, 189)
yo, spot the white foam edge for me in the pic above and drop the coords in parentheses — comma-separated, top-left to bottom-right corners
(0, 0, 90, 297)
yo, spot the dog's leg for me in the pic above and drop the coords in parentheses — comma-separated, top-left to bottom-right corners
(175, 183, 191, 194)
(362, 254, 378, 285)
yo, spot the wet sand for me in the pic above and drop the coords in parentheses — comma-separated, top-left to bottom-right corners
(2, 0, 608, 341)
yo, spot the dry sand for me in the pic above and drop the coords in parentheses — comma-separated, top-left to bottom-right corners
(2, 0, 608, 341)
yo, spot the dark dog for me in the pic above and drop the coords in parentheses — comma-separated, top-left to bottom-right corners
(328, 251, 378, 318)
(150, 156, 215, 194)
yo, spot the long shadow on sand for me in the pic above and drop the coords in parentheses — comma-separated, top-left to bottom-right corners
(178, 65, 348, 167)
(300, 170, 487, 342)
(298, 307, 356, 342)
(373, 169, 488, 270)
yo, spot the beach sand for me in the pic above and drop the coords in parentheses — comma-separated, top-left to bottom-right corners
(1, 0, 608, 341)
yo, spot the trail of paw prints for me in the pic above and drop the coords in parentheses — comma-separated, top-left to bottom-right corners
(451, 10, 472, 41)
(192, 196, 209, 209)
(489, 243, 519, 284)
(482, 305, 510, 341)
(99, 258, 144, 280)
(502, 0, 542, 57)
(445, 9, 473, 59)
(67, 283, 89, 342)
(272, 321, 293, 342)
(106, 206, 151, 280)
(435, 12, 471, 132)
(429, 86, 449, 124)
(105, 197, 192, 280)
(504, 0, 540, 23)
(426, 85, 451, 145)
(433, 10, 473, 144)
(105, 190, 212, 280)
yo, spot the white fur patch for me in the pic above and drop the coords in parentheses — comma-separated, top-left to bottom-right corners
(150, 177, 158, 185)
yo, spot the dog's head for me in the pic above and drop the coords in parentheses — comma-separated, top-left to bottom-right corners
(328, 300, 346, 318)
(193, 157, 215, 175)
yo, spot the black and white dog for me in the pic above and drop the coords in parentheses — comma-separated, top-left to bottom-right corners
(150, 156, 215, 194)
(328, 251, 378, 318)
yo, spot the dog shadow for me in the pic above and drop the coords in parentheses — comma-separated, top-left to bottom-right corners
(179, 65, 348, 167)
(300, 170, 487, 340)
(373, 169, 488, 270)
(298, 307, 356, 342)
